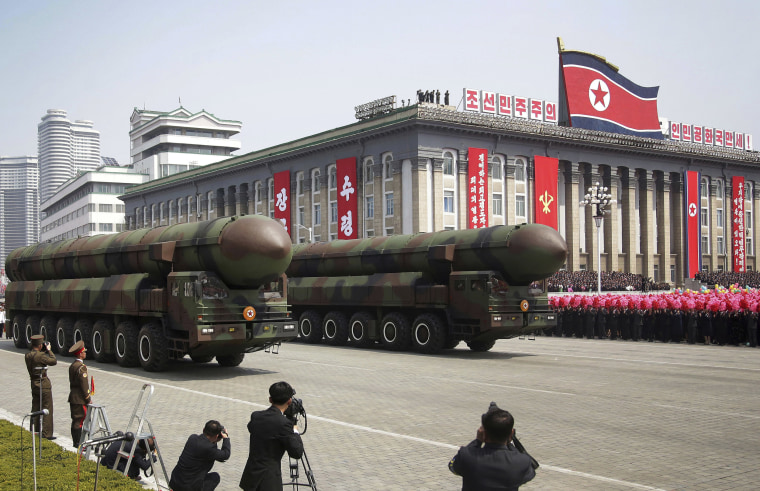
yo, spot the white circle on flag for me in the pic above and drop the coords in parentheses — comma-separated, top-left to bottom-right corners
(588, 79, 610, 111)
(688, 202, 697, 217)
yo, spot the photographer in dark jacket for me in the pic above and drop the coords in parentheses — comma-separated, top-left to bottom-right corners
(101, 437, 156, 481)
(170, 420, 230, 491)
(239, 381, 304, 491)
(449, 404, 535, 490)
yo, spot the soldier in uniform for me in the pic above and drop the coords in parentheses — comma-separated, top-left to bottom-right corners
(25, 334, 57, 439)
(68, 340, 91, 447)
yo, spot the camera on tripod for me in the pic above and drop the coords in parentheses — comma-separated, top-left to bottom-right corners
(284, 397, 307, 431)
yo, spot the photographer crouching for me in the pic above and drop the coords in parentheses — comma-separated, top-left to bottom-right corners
(449, 402, 537, 490)
(239, 381, 304, 491)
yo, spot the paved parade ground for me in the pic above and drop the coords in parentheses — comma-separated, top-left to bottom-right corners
(1, 336, 759, 490)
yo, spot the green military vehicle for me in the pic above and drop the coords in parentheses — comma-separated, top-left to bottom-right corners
(286, 223, 567, 353)
(5, 215, 296, 371)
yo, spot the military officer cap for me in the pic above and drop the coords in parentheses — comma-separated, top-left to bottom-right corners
(31, 334, 45, 346)
(69, 340, 86, 355)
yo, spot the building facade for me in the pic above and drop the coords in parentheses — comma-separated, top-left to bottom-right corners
(38, 109, 101, 203)
(40, 166, 148, 242)
(129, 107, 242, 180)
(120, 103, 760, 287)
(0, 156, 39, 269)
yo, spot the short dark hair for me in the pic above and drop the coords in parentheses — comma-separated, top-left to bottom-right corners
(482, 409, 514, 443)
(269, 381, 295, 405)
(203, 420, 223, 437)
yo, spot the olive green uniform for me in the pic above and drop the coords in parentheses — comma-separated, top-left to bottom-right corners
(68, 358, 91, 446)
(25, 349, 57, 438)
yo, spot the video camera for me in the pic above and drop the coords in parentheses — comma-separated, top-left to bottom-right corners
(485, 402, 539, 469)
(284, 396, 308, 434)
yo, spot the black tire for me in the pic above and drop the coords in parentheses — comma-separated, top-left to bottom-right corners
(138, 321, 169, 372)
(39, 316, 57, 346)
(298, 310, 323, 344)
(73, 319, 93, 357)
(24, 315, 41, 347)
(349, 311, 376, 348)
(54, 317, 75, 354)
(91, 320, 115, 363)
(467, 339, 496, 352)
(380, 312, 411, 351)
(216, 353, 245, 367)
(115, 321, 139, 367)
(412, 313, 446, 354)
(323, 312, 349, 346)
(12, 314, 28, 349)
(190, 355, 215, 363)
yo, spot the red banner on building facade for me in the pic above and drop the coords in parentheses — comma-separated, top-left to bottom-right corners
(468, 148, 488, 229)
(274, 170, 290, 235)
(337, 157, 358, 239)
(733, 176, 746, 272)
(534, 156, 559, 230)
(684, 170, 701, 278)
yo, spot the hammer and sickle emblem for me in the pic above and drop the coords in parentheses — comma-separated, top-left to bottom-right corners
(539, 191, 554, 214)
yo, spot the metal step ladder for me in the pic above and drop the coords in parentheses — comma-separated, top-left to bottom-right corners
(112, 383, 171, 490)
(79, 403, 113, 459)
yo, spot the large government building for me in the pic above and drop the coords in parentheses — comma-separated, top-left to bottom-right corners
(120, 98, 760, 287)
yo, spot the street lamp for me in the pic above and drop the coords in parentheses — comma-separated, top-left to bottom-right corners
(581, 182, 614, 293)
(295, 224, 313, 243)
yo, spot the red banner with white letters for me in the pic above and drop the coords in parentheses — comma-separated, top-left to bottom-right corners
(274, 170, 290, 235)
(685, 170, 701, 278)
(534, 156, 559, 230)
(467, 148, 488, 229)
(337, 157, 358, 239)
(733, 176, 746, 272)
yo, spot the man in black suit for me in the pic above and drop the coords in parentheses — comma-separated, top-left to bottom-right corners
(239, 381, 304, 491)
(169, 420, 230, 491)
(449, 405, 535, 490)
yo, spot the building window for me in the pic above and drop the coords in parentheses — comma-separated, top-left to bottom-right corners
(492, 158, 502, 180)
(700, 208, 708, 226)
(701, 235, 709, 254)
(366, 196, 374, 218)
(314, 204, 321, 225)
(385, 192, 394, 216)
(329, 165, 337, 189)
(515, 195, 526, 219)
(383, 154, 393, 180)
(296, 172, 304, 195)
(670, 264, 676, 283)
(268, 179, 274, 202)
(444, 190, 454, 213)
(298, 206, 305, 225)
(716, 208, 723, 229)
(493, 193, 503, 216)
(255, 182, 261, 202)
(312, 170, 321, 193)
(331, 202, 337, 223)
(515, 163, 525, 182)
(443, 151, 455, 176)
(99, 223, 113, 232)
(653, 264, 659, 283)
(717, 236, 725, 255)
(99, 204, 113, 213)
(364, 158, 374, 182)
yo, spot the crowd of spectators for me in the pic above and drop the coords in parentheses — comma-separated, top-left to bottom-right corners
(695, 271, 760, 289)
(546, 271, 670, 292)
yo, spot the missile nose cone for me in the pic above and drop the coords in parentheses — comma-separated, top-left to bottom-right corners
(507, 224, 568, 281)
(220, 216, 292, 261)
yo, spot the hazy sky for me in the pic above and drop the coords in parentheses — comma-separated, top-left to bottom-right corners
(2, 0, 758, 164)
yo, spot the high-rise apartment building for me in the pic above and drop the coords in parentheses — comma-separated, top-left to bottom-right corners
(129, 107, 241, 180)
(38, 109, 100, 203)
(0, 156, 39, 270)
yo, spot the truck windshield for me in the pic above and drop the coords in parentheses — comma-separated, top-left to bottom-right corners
(201, 275, 228, 300)
(489, 275, 509, 296)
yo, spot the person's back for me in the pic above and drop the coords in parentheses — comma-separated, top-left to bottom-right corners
(451, 441, 535, 491)
(170, 421, 230, 491)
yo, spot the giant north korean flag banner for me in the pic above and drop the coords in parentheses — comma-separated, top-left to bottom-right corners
(274, 170, 290, 235)
(336, 157, 358, 239)
(534, 156, 559, 230)
(733, 176, 746, 272)
(559, 50, 664, 140)
(467, 148, 488, 229)
(684, 170, 701, 278)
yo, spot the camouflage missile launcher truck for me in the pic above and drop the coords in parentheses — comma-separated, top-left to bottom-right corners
(4, 215, 297, 371)
(286, 223, 567, 354)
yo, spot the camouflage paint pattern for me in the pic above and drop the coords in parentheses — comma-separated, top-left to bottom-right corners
(286, 224, 567, 353)
(4, 215, 296, 371)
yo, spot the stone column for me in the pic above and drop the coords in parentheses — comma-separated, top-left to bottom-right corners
(638, 169, 656, 279)
(619, 167, 638, 274)
(606, 167, 620, 273)
(655, 172, 672, 284)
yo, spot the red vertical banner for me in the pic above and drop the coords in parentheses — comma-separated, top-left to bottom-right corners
(274, 170, 290, 235)
(534, 156, 559, 230)
(684, 170, 701, 278)
(468, 148, 489, 229)
(733, 176, 746, 272)
(337, 157, 358, 239)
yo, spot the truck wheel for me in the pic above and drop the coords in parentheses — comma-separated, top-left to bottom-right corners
(91, 320, 115, 363)
(298, 310, 323, 344)
(349, 311, 375, 348)
(115, 321, 139, 367)
(323, 312, 349, 346)
(191, 355, 215, 363)
(467, 339, 496, 352)
(54, 317, 75, 354)
(412, 313, 446, 354)
(12, 314, 28, 349)
(39, 316, 57, 346)
(25, 315, 41, 347)
(73, 319, 93, 357)
(138, 321, 169, 372)
(217, 353, 245, 367)
(380, 312, 411, 351)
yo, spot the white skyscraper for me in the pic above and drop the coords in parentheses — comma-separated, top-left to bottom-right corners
(38, 109, 100, 203)
(0, 156, 39, 270)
